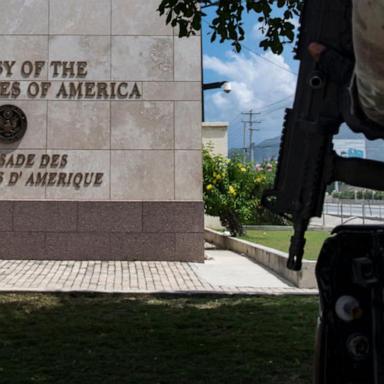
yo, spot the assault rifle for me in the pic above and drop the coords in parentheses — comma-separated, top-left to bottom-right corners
(262, 0, 384, 271)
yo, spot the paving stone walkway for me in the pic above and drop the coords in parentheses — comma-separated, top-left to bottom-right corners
(0, 245, 318, 295)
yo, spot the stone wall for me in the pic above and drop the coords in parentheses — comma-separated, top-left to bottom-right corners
(202, 122, 228, 157)
(202, 122, 228, 229)
(0, 201, 204, 261)
(0, 0, 204, 261)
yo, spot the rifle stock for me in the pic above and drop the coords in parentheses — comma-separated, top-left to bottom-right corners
(262, 0, 384, 271)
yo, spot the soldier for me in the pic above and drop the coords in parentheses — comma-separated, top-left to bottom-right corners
(352, 0, 384, 126)
(309, 0, 384, 127)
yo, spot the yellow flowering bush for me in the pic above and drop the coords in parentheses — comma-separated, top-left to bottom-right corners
(203, 147, 283, 236)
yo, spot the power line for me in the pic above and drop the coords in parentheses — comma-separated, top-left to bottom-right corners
(259, 104, 291, 116)
(252, 94, 294, 114)
(229, 96, 294, 125)
(201, 18, 298, 76)
(242, 44, 298, 76)
(228, 95, 293, 128)
(229, 112, 242, 124)
(261, 94, 294, 108)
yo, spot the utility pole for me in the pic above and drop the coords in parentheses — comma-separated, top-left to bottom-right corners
(241, 110, 262, 163)
(241, 120, 248, 161)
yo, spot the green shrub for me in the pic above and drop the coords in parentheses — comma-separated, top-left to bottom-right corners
(333, 190, 384, 200)
(364, 190, 373, 200)
(203, 148, 284, 236)
(374, 191, 384, 200)
(356, 190, 363, 200)
(340, 191, 355, 199)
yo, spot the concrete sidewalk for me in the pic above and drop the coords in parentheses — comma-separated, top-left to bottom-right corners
(0, 244, 318, 295)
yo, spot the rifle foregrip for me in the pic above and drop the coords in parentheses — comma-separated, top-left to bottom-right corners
(288, 235, 306, 271)
(287, 222, 308, 271)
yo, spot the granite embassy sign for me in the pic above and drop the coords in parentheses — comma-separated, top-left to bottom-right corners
(0, 61, 115, 190)
(0, 0, 203, 263)
(0, 152, 104, 189)
(0, 60, 142, 100)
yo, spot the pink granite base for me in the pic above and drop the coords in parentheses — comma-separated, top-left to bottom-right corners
(0, 201, 204, 262)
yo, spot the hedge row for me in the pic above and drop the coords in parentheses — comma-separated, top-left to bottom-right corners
(331, 190, 384, 200)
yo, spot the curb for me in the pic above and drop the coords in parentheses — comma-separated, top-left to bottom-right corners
(204, 228, 318, 289)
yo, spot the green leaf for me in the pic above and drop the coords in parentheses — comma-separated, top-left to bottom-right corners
(166, 10, 173, 24)
(157, 0, 301, 55)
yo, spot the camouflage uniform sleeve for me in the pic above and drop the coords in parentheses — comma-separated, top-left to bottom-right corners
(353, 0, 384, 126)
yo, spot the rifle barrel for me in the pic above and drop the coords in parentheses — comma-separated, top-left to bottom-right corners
(333, 155, 384, 191)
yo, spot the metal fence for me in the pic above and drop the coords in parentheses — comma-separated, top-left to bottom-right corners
(321, 198, 384, 225)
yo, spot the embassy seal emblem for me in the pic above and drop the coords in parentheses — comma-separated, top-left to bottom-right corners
(0, 105, 27, 143)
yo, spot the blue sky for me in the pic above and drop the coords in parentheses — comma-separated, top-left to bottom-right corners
(202, 9, 300, 149)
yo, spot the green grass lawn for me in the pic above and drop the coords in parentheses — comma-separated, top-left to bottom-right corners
(0, 294, 318, 384)
(241, 230, 330, 260)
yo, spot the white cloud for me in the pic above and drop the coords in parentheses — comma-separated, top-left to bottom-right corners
(251, 22, 266, 41)
(290, 17, 300, 30)
(203, 50, 297, 147)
